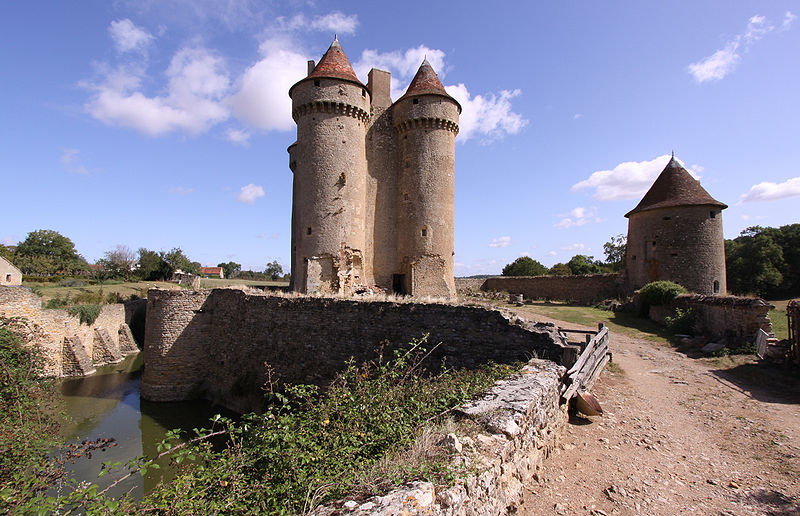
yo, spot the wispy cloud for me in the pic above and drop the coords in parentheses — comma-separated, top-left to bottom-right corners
(60, 148, 89, 175)
(488, 236, 511, 248)
(555, 206, 602, 229)
(688, 12, 795, 83)
(237, 183, 265, 204)
(169, 186, 194, 195)
(279, 12, 359, 35)
(560, 243, 587, 252)
(740, 177, 800, 202)
(226, 128, 251, 146)
(572, 154, 700, 201)
(109, 19, 153, 53)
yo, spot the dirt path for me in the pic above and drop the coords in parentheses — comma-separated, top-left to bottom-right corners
(513, 309, 800, 516)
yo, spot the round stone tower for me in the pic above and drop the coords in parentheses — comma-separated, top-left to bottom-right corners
(392, 59, 461, 297)
(288, 38, 371, 293)
(625, 155, 728, 295)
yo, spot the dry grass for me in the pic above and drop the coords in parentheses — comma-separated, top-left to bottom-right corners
(23, 280, 179, 304)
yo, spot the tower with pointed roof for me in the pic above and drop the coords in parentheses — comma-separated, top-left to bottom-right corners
(288, 39, 460, 297)
(624, 156, 728, 295)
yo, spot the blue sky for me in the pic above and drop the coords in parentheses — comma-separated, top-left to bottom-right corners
(1, 1, 798, 275)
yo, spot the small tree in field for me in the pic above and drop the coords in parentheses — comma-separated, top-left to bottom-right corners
(501, 257, 548, 276)
(265, 261, 283, 280)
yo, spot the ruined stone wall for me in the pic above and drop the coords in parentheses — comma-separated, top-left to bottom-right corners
(312, 359, 567, 515)
(482, 274, 626, 305)
(141, 289, 569, 412)
(454, 277, 490, 295)
(0, 285, 133, 376)
(626, 205, 726, 295)
(650, 294, 773, 343)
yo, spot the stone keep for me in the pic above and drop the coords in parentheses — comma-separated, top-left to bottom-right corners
(288, 38, 460, 298)
(625, 156, 727, 295)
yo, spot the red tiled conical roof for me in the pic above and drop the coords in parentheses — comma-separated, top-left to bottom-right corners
(308, 37, 361, 83)
(625, 156, 727, 217)
(399, 59, 460, 110)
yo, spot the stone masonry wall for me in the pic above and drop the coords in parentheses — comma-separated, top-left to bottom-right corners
(649, 294, 773, 344)
(0, 285, 133, 376)
(481, 273, 626, 305)
(141, 289, 570, 412)
(312, 359, 567, 515)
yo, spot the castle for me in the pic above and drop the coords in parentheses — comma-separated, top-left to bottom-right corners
(624, 155, 727, 295)
(287, 38, 460, 298)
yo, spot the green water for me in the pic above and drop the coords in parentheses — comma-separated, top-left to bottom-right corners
(55, 353, 228, 499)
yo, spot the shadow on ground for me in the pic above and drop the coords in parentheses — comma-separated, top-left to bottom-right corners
(709, 360, 800, 405)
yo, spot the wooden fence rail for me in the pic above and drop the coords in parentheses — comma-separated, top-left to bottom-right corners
(561, 323, 611, 401)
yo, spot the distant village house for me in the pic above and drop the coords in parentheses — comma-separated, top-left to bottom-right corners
(200, 266, 224, 279)
(0, 256, 22, 286)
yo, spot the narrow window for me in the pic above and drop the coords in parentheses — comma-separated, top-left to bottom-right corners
(713, 280, 720, 294)
(632, 255, 636, 261)
(5, 274, 10, 282)
(362, 88, 366, 97)
(652, 241, 657, 247)
(710, 211, 716, 218)
(421, 228, 427, 237)
(306, 227, 312, 236)
(314, 80, 320, 87)
(663, 216, 671, 220)
(403, 192, 409, 200)
(413, 98, 419, 104)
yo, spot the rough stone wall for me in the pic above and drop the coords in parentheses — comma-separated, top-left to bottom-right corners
(141, 289, 569, 412)
(312, 359, 567, 515)
(0, 257, 22, 286)
(482, 274, 626, 305)
(650, 294, 773, 343)
(394, 95, 459, 298)
(0, 285, 133, 376)
(454, 277, 489, 295)
(626, 205, 726, 295)
(290, 77, 371, 292)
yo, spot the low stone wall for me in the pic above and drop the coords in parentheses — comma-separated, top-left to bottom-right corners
(142, 289, 571, 412)
(0, 285, 136, 376)
(481, 273, 626, 305)
(454, 277, 487, 295)
(312, 359, 567, 515)
(649, 294, 773, 343)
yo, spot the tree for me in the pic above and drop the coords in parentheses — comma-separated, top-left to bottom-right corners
(549, 263, 571, 276)
(725, 226, 785, 297)
(0, 244, 13, 261)
(13, 229, 86, 275)
(603, 234, 627, 271)
(136, 248, 171, 281)
(98, 245, 136, 281)
(566, 254, 605, 275)
(501, 256, 548, 276)
(265, 260, 283, 280)
(163, 248, 199, 276)
(218, 261, 241, 279)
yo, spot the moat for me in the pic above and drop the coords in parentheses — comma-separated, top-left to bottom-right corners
(56, 353, 228, 499)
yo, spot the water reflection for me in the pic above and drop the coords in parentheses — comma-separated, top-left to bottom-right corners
(56, 353, 229, 500)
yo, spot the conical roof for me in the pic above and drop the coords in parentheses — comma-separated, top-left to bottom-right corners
(399, 59, 461, 110)
(307, 37, 361, 83)
(625, 156, 727, 217)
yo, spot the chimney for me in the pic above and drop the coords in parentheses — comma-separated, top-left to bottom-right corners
(307, 60, 316, 76)
(367, 69, 392, 109)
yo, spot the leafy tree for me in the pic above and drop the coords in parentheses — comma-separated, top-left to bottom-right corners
(603, 234, 627, 271)
(566, 254, 605, 275)
(725, 226, 784, 297)
(13, 229, 86, 275)
(264, 260, 283, 280)
(97, 245, 136, 281)
(0, 245, 14, 261)
(501, 256, 548, 276)
(136, 248, 171, 281)
(549, 263, 571, 276)
(217, 262, 241, 279)
(163, 248, 199, 276)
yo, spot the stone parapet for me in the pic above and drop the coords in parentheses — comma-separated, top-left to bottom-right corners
(481, 273, 626, 305)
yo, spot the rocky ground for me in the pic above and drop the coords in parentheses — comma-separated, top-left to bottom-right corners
(514, 309, 800, 516)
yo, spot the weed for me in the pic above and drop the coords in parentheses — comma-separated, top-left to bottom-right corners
(67, 304, 101, 325)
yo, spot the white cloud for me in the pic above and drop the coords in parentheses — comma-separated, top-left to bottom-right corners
(354, 46, 527, 142)
(226, 128, 251, 146)
(560, 243, 587, 252)
(169, 186, 194, 195)
(740, 177, 800, 202)
(237, 183, 265, 204)
(60, 148, 88, 175)
(228, 38, 307, 131)
(572, 154, 700, 201)
(546, 250, 558, 257)
(573, 113, 582, 120)
(555, 206, 601, 229)
(688, 13, 791, 83)
(279, 12, 359, 35)
(85, 47, 230, 135)
(109, 19, 153, 53)
(488, 236, 511, 248)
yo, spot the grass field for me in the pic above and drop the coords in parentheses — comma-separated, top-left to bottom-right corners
(198, 278, 289, 289)
(766, 298, 791, 340)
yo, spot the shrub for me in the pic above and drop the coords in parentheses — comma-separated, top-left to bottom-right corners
(105, 291, 121, 304)
(664, 307, 695, 335)
(45, 296, 70, 309)
(67, 304, 101, 325)
(638, 281, 686, 307)
(58, 279, 85, 287)
(72, 290, 104, 305)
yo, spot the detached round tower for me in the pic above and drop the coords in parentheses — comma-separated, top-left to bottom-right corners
(392, 59, 461, 297)
(288, 37, 371, 293)
(625, 155, 727, 295)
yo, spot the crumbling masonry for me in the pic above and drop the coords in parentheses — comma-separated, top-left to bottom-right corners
(288, 38, 460, 298)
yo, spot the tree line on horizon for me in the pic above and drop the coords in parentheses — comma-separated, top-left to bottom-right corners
(0, 229, 288, 283)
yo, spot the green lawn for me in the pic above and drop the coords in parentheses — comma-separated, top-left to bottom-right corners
(22, 280, 178, 304)
(199, 278, 289, 288)
(766, 299, 791, 340)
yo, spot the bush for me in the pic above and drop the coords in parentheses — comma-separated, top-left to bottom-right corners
(45, 295, 70, 309)
(105, 291, 121, 304)
(664, 308, 695, 335)
(72, 290, 104, 305)
(67, 304, 101, 325)
(638, 281, 686, 307)
(58, 279, 85, 287)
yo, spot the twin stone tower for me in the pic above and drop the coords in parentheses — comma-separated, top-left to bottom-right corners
(288, 38, 460, 297)
(288, 38, 728, 299)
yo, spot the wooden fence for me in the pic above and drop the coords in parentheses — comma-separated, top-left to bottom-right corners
(561, 323, 611, 400)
